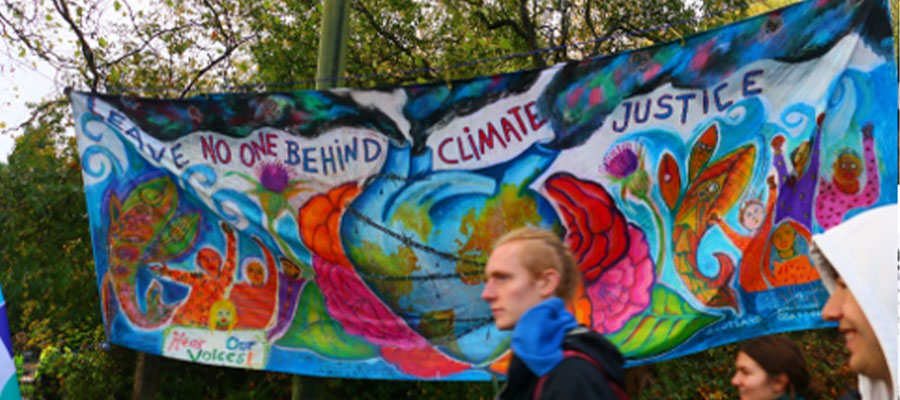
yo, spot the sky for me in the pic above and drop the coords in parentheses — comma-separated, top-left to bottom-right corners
(0, 29, 67, 164)
(0, 0, 130, 165)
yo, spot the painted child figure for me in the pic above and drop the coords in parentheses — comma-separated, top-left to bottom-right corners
(229, 237, 278, 330)
(713, 175, 777, 292)
(814, 122, 879, 229)
(266, 257, 307, 342)
(766, 221, 818, 288)
(152, 222, 238, 327)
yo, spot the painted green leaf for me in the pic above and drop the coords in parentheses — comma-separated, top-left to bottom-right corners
(275, 284, 378, 360)
(606, 285, 720, 358)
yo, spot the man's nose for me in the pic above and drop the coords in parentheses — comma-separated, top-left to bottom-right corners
(481, 282, 495, 301)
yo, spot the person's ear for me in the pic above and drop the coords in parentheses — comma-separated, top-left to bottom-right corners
(770, 373, 788, 393)
(538, 269, 561, 298)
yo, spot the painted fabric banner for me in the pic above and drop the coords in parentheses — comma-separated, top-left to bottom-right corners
(0, 287, 22, 399)
(71, 0, 896, 380)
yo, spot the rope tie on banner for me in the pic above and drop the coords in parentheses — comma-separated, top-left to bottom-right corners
(99, 0, 760, 94)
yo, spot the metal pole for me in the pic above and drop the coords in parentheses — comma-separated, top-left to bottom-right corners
(292, 1, 350, 398)
(315, 0, 351, 90)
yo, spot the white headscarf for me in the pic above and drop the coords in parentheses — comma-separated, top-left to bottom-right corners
(811, 204, 897, 400)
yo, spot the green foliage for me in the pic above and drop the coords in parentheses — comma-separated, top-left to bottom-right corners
(33, 345, 134, 399)
(242, 0, 720, 89)
(323, 378, 495, 400)
(150, 357, 292, 400)
(0, 101, 102, 351)
(634, 329, 856, 399)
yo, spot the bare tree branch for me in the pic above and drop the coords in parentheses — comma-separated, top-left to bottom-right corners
(518, 0, 546, 68)
(0, 98, 68, 136)
(200, 0, 231, 42)
(556, 0, 570, 64)
(0, 2, 71, 68)
(102, 24, 197, 68)
(352, 1, 436, 81)
(179, 35, 254, 98)
(471, 11, 525, 35)
(51, 0, 101, 92)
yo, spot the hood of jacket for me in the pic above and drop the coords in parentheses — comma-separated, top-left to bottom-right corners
(811, 204, 897, 400)
(511, 297, 579, 376)
(560, 326, 626, 385)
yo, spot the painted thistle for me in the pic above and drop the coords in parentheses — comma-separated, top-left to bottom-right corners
(227, 161, 311, 224)
(603, 143, 650, 199)
(259, 162, 291, 193)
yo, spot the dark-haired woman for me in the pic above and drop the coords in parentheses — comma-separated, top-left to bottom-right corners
(731, 335, 820, 400)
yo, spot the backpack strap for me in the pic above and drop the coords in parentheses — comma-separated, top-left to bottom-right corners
(532, 350, 629, 400)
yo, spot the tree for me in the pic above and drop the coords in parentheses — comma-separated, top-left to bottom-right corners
(0, 99, 101, 350)
(244, 0, 747, 89)
(0, 0, 894, 397)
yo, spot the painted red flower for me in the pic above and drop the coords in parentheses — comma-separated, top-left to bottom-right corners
(545, 173, 655, 334)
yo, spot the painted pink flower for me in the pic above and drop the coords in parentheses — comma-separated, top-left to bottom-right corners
(312, 254, 471, 377)
(312, 255, 421, 348)
(585, 225, 654, 334)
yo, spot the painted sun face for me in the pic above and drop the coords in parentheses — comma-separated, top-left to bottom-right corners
(741, 202, 765, 231)
(246, 261, 265, 286)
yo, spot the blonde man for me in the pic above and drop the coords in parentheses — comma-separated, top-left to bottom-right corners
(482, 227, 628, 399)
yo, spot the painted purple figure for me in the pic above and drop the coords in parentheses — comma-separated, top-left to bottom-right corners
(814, 123, 879, 229)
(771, 114, 824, 230)
(266, 256, 308, 342)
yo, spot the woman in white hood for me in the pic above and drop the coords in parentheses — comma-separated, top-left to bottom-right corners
(810, 204, 897, 400)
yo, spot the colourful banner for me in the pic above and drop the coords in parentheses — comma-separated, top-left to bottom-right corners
(71, 0, 896, 380)
(0, 287, 22, 399)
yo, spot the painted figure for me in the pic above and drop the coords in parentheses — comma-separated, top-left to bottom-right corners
(229, 237, 278, 330)
(770, 223, 798, 260)
(104, 176, 199, 329)
(152, 222, 238, 327)
(771, 113, 824, 230)
(267, 256, 307, 342)
(765, 221, 819, 288)
(713, 176, 778, 292)
(671, 144, 755, 310)
(715, 176, 819, 291)
(814, 123, 879, 229)
(209, 299, 238, 335)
